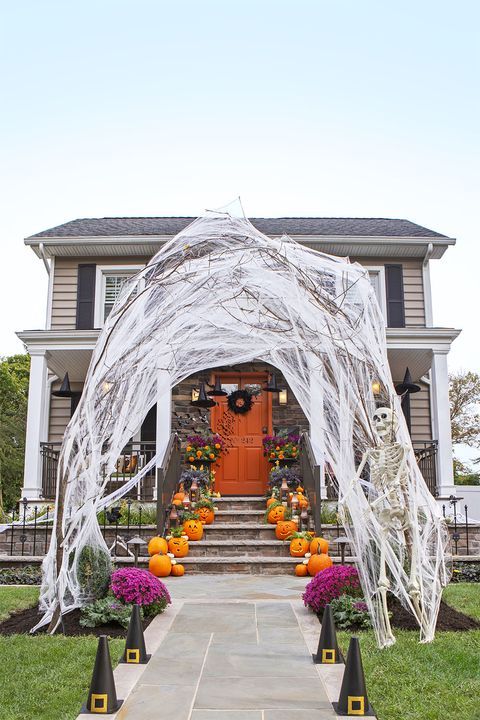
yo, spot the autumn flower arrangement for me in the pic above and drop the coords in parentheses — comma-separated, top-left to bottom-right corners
(184, 434, 225, 464)
(263, 434, 300, 462)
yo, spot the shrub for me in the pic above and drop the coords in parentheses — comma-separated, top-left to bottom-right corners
(111, 567, 171, 607)
(0, 566, 42, 585)
(451, 562, 480, 583)
(80, 594, 134, 628)
(77, 545, 112, 600)
(268, 466, 301, 490)
(303, 564, 362, 614)
(330, 594, 372, 630)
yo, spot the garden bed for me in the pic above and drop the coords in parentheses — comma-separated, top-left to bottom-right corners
(389, 597, 479, 631)
(0, 604, 154, 637)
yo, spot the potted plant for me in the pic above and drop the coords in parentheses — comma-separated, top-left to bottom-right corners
(263, 434, 300, 467)
(184, 434, 225, 468)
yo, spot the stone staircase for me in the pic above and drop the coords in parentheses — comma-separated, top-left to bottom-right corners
(181, 496, 299, 574)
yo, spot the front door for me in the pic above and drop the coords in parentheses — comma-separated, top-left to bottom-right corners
(210, 372, 272, 496)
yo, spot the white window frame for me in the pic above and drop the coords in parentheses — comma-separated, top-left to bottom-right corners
(94, 264, 144, 328)
(364, 265, 387, 320)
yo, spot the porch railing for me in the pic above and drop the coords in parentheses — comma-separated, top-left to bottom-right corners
(156, 433, 182, 535)
(40, 440, 158, 501)
(299, 432, 322, 533)
(412, 440, 438, 496)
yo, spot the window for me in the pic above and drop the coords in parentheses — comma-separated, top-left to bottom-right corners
(95, 265, 143, 327)
(365, 266, 387, 320)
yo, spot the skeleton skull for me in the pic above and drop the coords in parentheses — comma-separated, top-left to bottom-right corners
(373, 406, 398, 440)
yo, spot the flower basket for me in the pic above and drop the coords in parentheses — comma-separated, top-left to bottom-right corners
(184, 434, 225, 465)
(263, 434, 300, 465)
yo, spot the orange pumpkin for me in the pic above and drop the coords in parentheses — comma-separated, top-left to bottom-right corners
(183, 518, 204, 541)
(168, 535, 189, 558)
(267, 504, 287, 524)
(309, 537, 329, 555)
(289, 536, 311, 557)
(275, 520, 297, 541)
(197, 506, 215, 525)
(297, 494, 309, 509)
(307, 552, 333, 576)
(149, 553, 172, 577)
(147, 536, 168, 556)
(266, 497, 277, 508)
(295, 563, 308, 576)
(171, 563, 185, 576)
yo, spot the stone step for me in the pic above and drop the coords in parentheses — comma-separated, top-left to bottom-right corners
(213, 510, 265, 523)
(174, 555, 301, 575)
(186, 539, 291, 557)
(214, 496, 266, 511)
(199, 523, 277, 540)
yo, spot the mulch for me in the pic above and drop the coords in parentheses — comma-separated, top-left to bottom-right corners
(389, 597, 479, 631)
(0, 606, 154, 638)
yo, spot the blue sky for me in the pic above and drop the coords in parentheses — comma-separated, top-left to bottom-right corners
(1, 0, 478, 373)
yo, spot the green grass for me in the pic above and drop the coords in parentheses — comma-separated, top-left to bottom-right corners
(337, 582, 480, 720)
(0, 586, 123, 720)
(0, 586, 40, 621)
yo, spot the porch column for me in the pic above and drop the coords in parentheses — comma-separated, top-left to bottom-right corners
(22, 350, 48, 501)
(309, 367, 327, 499)
(430, 350, 455, 496)
(155, 369, 172, 500)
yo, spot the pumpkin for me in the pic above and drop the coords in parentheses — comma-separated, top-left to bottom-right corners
(147, 536, 168, 556)
(149, 553, 172, 577)
(183, 518, 204, 541)
(266, 503, 287, 524)
(171, 564, 185, 576)
(307, 552, 333, 576)
(266, 497, 277, 508)
(275, 520, 297, 541)
(173, 491, 185, 501)
(289, 535, 311, 557)
(310, 537, 329, 555)
(295, 563, 308, 576)
(297, 494, 309, 509)
(197, 506, 215, 525)
(168, 535, 189, 558)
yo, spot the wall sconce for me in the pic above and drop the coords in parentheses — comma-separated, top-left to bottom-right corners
(371, 380, 381, 396)
(191, 387, 200, 403)
(278, 388, 288, 406)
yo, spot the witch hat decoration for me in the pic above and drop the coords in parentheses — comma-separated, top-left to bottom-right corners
(121, 604, 150, 664)
(208, 376, 228, 396)
(333, 637, 374, 716)
(312, 604, 343, 664)
(191, 381, 217, 408)
(82, 635, 123, 714)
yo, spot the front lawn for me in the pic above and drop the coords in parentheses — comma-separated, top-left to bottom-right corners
(337, 582, 480, 720)
(0, 586, 123, 720)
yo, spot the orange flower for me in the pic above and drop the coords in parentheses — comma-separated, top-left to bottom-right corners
(278, 453, 284, 460)
(186, 445, 192, 452)
(215, 443, 221, 449)
(270, 451, 275, 458)
(292, 446, 297, 452)
(209, 453, 215, 459)
(196, 450, 202, 458)
(188, 456, 195, 462)
(275, 446, 280, 451)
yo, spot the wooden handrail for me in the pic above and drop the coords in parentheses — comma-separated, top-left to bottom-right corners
(156, 432, 182, 535)
(299, 432, 322, 534)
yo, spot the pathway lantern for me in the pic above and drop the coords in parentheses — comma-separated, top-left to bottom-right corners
(127, 536, 146, 568)
(335, 536, 349, 564)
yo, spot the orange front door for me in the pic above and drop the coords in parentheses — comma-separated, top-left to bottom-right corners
(210, 372, 272, 496)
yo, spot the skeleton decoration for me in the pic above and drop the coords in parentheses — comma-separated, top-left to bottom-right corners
(35, 210, 450, 645)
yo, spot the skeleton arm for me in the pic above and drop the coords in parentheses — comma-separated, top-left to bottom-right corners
(340, 449, 370, 505)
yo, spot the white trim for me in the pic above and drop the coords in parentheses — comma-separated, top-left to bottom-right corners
(94, 264, 144, 328)
(45, 256, 55, 330)
(22, 351, 48, 500)
(422, 244, 434, 327)
(430, 351, 455, 493)
(363, 265, 387, 320)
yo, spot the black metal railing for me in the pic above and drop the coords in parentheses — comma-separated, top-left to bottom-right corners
(299, 432, 322, 534)
(156, 433, 182, 535)
(413, 440, 438, 496)
(104, 441, 157, 501)
(40, 442, 60, 499)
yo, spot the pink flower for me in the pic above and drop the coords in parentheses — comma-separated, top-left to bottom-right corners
(302, 565, 361, 613)
(111, 568, 171, 606)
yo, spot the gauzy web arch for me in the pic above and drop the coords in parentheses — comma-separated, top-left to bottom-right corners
(38, 212, 450, 646)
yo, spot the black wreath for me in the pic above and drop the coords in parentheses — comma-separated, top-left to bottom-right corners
(227, 389, 254, 414)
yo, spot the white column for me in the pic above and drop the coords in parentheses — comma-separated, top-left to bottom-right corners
(156, 369, 172, 463)
(309, 367, 327, 499)
(22, 350, 48, 501)
(430, 350, 455, 496)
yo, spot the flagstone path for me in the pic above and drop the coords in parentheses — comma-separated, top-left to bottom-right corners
(80, 575, 347, 720)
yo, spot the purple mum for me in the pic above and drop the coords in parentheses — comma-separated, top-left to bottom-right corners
(302, 565, 362, 613)
(111, 568, 171, 606)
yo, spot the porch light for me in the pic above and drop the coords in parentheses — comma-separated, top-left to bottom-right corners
(191, 387, 200, 403)
(264, 373, 280, 392)
(371, 380, 381, 396)
(278, 388, 288, 405)
(190, 478, 199, 502)
(169, 504, 179, 527)
(183, 495, 191, 511)
(280, 477, 289, 501)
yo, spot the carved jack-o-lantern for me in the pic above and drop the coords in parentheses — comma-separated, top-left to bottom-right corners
(289, 536, 311, 557)
(267, 504, 287, 524)
(197, 506, 215, 525)
(168, 535, 189, 558)
(183, 518, 204, 541)
(309, 537, 329, 555)
(275, 520, 297, 541)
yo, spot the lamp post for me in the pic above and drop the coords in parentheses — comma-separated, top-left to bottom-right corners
(127, 536, 147, 568)
(335, 536, 349, 564)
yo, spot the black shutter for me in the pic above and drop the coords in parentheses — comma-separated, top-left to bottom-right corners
(385, 264, 405, 328)
(76, 264, 96, 329)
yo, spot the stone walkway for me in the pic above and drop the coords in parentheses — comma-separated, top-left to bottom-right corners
(80, 576, 347, 720)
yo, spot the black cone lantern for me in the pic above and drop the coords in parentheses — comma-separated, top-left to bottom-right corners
(191, 381, 217, 409)
(208, 377, 227, 397)
(264, 373, 280, 393)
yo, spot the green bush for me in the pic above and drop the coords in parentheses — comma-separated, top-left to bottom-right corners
(77, 545, 112, 600)
(0, 566, 42, 585)
(320, 502, 338, 524)
(451, 562, 480, 583)
(80, 594, 134, 628)
(330, 594, 373, 629)
(97, 501, 157, 526)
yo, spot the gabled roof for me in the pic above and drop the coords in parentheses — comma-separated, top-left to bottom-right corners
(28, 216, 448, 239)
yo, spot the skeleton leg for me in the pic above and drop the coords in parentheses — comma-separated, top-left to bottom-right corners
(377, 528, 396, 647)
(405, 525, 423, 625)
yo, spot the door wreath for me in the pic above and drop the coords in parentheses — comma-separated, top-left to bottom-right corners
(227, 389, 254, 414)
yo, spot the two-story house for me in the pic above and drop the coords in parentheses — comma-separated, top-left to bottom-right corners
(16, 217, 460, 505)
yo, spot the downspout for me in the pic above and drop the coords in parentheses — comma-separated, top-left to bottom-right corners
(39, 243, 51, 275)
